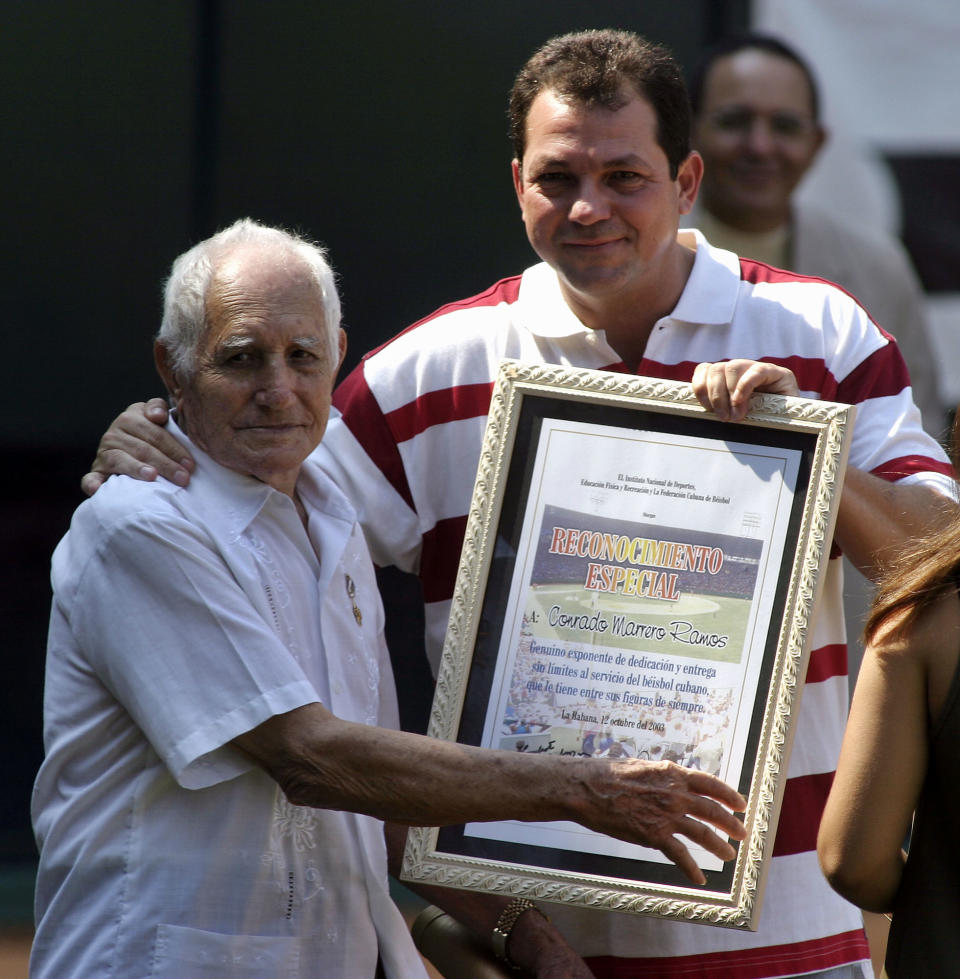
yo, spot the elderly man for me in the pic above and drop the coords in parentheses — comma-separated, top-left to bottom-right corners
(686, 32, 942, 436)
(32, 219, 747, 978)
(83, 31, 956, 978)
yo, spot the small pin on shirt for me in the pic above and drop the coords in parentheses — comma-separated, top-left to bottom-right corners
(345, 574, 362, 626)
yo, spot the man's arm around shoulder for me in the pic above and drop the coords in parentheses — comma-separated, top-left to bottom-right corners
(81, 399, 193, 496)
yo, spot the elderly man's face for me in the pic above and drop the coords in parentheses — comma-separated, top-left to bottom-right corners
(161, 247, 345, 496)
(692, 49, 824, 232)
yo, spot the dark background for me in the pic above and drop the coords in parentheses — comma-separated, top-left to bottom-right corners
(1, 0, 757, 924)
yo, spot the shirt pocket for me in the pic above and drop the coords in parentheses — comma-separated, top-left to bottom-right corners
(150, 923, 301, 978)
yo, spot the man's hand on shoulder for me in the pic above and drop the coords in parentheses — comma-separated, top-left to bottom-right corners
(692, 360, 800, 422)
(81, 398, 195, 496)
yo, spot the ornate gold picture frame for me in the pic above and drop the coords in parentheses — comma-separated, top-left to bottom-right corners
(402, 360, 854, 931)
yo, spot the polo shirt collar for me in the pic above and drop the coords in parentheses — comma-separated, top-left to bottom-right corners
(669, 228, 741, 327)
(516, 229, 741, 338)
(516, 262, 594, 338)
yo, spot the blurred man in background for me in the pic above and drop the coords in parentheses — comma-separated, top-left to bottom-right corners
(687, 40, 946, 786)
(687, 32, 942, 436)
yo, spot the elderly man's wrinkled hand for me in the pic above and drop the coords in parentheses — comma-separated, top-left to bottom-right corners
(692, 359, 800, 422)
(81, 398, 194, 496)
(580, 758, 747, 885)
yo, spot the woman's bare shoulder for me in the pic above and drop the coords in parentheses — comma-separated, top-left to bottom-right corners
(872, 590, 960, 720)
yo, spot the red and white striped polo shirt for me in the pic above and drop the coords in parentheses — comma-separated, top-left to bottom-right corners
(315, 231, 954, 977)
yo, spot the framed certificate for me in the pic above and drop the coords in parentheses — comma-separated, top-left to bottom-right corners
(401, 361, 854, 930)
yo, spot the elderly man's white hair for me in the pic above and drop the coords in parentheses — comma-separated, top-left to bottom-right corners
(157, 218, 342, 378)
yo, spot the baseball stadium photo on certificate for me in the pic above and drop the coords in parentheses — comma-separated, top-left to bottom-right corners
(402, 360, 854, 931)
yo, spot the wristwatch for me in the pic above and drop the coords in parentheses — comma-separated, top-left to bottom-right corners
(491, 897, 548, 970)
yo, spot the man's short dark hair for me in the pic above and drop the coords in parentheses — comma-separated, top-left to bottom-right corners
(688, 32, 821, 122)
(508, 29, 692, 179)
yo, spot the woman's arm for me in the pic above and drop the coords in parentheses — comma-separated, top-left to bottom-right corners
(818, 594, 960, 910)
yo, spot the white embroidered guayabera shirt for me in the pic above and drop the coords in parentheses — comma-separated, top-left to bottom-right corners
(31, 419, 427, 978)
